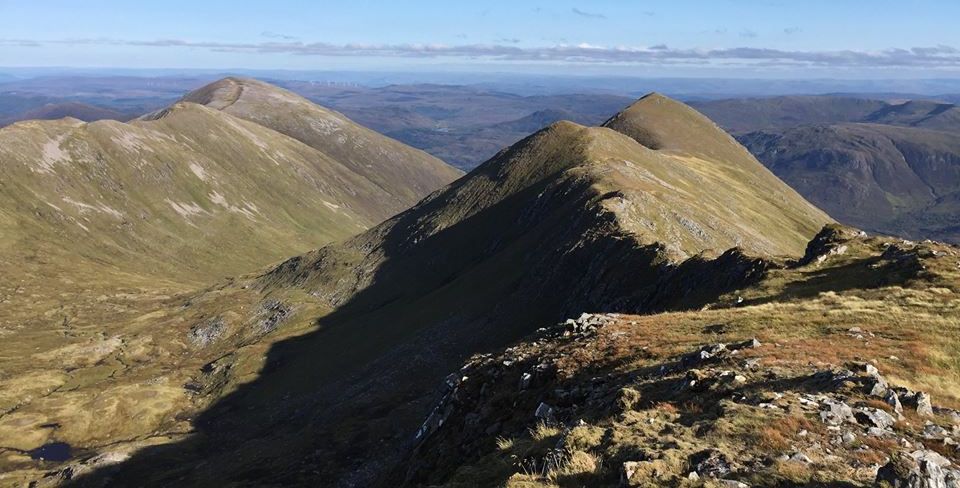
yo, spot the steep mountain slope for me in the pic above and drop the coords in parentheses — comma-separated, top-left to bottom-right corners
(175, 77, 463, 210)
(0, 105, 381, 284)
(0, 78, 462, 285)
(17, 94, 834, 487)
(740, 123, 960, 243)
(263, 94, 829, 313)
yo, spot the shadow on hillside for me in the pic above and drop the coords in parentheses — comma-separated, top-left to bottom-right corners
(66, 176, 776, 487)
(741, 253, 922, 307)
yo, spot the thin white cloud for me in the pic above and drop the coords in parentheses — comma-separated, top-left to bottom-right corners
(4, 38, 960, 69)
(261, 31, 299, 41)
(571, 8, 606, 19)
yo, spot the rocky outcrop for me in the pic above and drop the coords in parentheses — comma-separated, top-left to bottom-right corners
(877, 450, 960, 487)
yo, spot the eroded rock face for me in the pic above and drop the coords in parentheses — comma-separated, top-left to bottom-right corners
(255, 299, 292, 334)
(187, 317, 226, 348)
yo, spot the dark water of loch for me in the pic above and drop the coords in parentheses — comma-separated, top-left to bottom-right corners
(29, 442, 72, 461)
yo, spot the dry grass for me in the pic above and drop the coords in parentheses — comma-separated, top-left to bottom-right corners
(755, 414, 819, 451)
(549, 450, 600, 480)
(856, 436, 899, 465)
(496, 436, 515, 451)
(530, 422, 562, 442)
(771, 459, 815, 484)
(653, 402, 679, 415)
(564, 424, 605, 451)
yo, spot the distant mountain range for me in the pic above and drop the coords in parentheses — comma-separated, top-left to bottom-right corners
(692, 96, 960, 133)
(0, 101, 131, 126)
(688, 96, 960, 243)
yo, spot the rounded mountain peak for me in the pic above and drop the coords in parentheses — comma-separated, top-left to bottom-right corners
(181, 76, 310, 111)
(602, 92, 749, 162)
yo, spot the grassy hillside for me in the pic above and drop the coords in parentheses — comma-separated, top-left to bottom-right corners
(0, 78, 462, 286)
(0, 94, 836, 487)
(0, 105, 377, 284)
(176, 77, 463, 209)
(0, 77, 464, 487)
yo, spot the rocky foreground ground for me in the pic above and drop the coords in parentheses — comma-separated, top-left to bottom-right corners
(396, 228, 960, 487)
(405, 318, 959, 487)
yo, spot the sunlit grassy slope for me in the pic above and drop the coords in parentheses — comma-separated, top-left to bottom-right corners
(0, 78, 461, 286)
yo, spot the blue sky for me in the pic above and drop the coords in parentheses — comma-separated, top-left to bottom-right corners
(1, 0, 959, 77)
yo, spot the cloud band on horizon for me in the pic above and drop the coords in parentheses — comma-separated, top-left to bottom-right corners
(3, 38, 960, 69)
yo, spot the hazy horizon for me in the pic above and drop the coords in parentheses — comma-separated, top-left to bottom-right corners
(2, 0, 960, 79)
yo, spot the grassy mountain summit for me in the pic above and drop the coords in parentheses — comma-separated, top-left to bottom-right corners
(0, 77, 461, 284)
(174, 77, 463, 210)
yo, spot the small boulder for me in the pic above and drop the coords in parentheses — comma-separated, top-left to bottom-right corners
(855, 407, 897, 430)
(691, 449, 732, 478)
(534, 402, 555, 421)
(622, 461, 641, 483)
(820, 399, 856, 425)
(719, 481, 749, 488)
(789, 452, 812, 463)
(917, 392, 935, 417)
(887, 391, 905, 418)
(870, 376, 890, 397)
(519, 372, 532, 391)
(923, 422, 951, 440)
